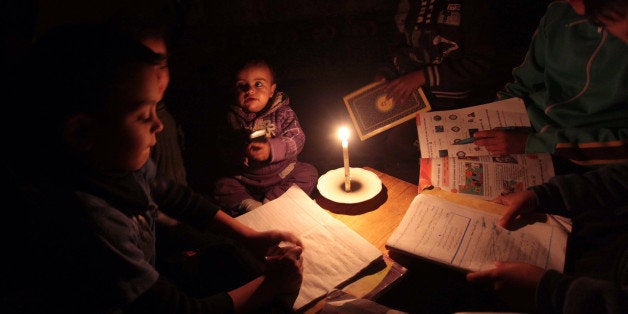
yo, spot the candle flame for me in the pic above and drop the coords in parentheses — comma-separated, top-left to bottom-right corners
(338, 127, 349, 141)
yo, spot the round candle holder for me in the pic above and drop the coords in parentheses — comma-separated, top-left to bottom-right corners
(317, 167, 382, 204)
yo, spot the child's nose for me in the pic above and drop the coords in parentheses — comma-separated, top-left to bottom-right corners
(153, 116, 164, 133)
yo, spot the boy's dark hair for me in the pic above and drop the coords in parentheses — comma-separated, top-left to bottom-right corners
(11, 23, 162, 160)
(106, 4, 178, 50)
(584, 0, 628, 25)
(28, 23, 162, 116)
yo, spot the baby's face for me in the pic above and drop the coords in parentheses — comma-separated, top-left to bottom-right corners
(235, 64, 277, 113)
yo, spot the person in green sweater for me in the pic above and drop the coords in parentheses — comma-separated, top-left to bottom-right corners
(473, 0, 628, 174)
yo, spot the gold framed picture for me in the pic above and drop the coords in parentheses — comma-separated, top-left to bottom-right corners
(343, 81, 431, 140)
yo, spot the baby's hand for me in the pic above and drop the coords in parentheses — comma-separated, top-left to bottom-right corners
(246, 141, 270, 163)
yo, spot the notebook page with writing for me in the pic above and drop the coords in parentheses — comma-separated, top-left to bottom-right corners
(236, 186, 383, 311)
(386, 192, 567, 273)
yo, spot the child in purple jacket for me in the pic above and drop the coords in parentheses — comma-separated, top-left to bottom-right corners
(213, 59, 318, 216)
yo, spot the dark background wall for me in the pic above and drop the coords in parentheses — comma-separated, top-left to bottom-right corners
(2, 0, 552, 190)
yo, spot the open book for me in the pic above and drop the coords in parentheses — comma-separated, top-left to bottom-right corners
(385, 189, 568, 273)
(416, 98, 555, 199)
(236, 186, 383, 311)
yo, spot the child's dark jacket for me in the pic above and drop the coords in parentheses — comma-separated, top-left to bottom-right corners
(3, 159, 248, 313)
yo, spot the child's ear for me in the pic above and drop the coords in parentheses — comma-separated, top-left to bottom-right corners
(63, 113, 94, 152)
(270, 83, 277, 97)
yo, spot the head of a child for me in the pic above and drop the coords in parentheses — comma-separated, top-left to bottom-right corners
(584, 0, 628, 43)
(141, 36, 170, 100)
(106, 10, 174, 102)
(22, 24, 165, 173)
(235, 59, 277, 114)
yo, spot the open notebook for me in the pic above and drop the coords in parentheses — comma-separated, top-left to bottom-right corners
(236, 186, 383, 311)
(386, 189, 568, 273)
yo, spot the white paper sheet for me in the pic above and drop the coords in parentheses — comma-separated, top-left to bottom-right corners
(386, 193, 567, 273)
(236, 186, 383, 310)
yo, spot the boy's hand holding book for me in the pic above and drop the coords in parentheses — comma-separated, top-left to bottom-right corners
(472, 127, 532, 156)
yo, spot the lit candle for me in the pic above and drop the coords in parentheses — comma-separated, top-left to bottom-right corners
(338, 127, 351, 191)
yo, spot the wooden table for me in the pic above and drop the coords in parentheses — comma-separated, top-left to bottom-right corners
(302, 167, 417, 313)
(314, 166, 418, 254)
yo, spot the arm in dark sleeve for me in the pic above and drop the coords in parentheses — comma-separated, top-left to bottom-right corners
(428, 0, 496, 93)
(124, 276, 234, 314)
(536, 270, 628, 314)
(215, 114, 249, 171)
(530, 163, 628, 217)
(151, 178, 221, 229)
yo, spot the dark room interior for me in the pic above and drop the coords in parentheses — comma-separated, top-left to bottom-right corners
(2, 0, 552, 191)
(2, 1, 564, 313)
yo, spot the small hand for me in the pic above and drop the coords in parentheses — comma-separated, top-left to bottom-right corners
(265, 244, 304, 307)
(384, 70, 426, 105)
(246, 141, 270, 163)
(467, 261, 544, 312)
(265, 244, 303, 271)
(491, 190, 539, 230)
(156, 210, 180, 227)
(466, 261, 544, 292)
(473, 128, 529, 155)
(247, 230, 304, 259)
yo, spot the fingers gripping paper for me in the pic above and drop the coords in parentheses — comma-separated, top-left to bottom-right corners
(236, 186, 383, 311)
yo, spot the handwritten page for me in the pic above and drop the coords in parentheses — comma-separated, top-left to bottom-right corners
(386, 193, 567, 272)
(236, 186, 383, 311)
(417, 97, 529, 158)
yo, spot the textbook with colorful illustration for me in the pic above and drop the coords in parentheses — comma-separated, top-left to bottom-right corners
(416, 98, 555, 199)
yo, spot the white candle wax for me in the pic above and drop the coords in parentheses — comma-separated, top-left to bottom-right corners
(342, 138, 350, 192)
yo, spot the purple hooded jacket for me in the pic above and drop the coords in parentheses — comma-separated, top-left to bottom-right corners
(219, 91, 306, 182)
